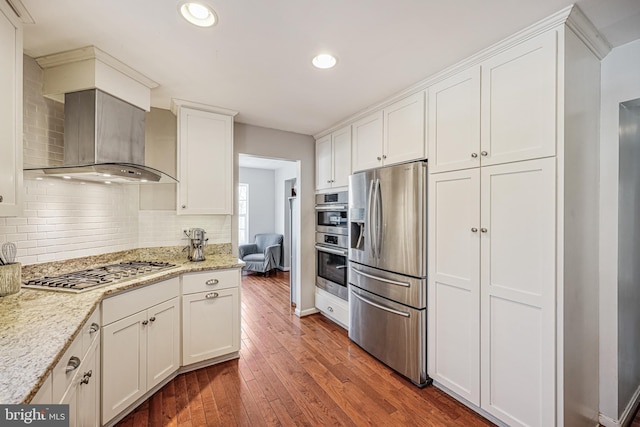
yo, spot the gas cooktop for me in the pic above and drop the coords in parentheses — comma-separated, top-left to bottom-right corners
(22, 261, 178, 293)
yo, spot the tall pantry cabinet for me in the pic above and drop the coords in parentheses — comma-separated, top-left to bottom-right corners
(427, 6, 605, 427)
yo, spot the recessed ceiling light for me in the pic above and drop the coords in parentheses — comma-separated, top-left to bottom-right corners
(312, 53, 337, 69)
(179, 1, 217, 27)
(62, 176, 71, 180)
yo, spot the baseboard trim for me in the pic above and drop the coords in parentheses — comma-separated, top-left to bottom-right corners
(296, 307, 319, 317)
(599, 383, 640, 427)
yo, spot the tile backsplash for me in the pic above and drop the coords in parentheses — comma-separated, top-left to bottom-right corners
(1, 56, 232, 265)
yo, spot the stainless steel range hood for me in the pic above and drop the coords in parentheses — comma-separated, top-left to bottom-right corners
(25, 89, 177, 184)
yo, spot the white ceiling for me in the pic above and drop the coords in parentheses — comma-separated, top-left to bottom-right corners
(19, 0, 640, 136)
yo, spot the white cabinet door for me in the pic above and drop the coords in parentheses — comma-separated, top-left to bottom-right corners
(177, 107, 233, 214)
(331, 125, 351, 188)
(0, 3, 22, 217)
(183, 288, 240, 365)
(352, 111, 383, 172)
(77, 341, 100, 427)
(480, 158, 556, 427)
(428, 168, 480, 405)
(428, 67, 481, 173)
(102, 310, 148, 424)
(383, 91, 425, 166)
(315, 134, 332, 190)
(60, 376, 79, 427)
(146, 297, 181, 390)
(480, 31, 557, 166)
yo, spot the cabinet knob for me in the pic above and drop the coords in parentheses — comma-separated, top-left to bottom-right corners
(382, 155, 387, 159)
(327, 180, 332, 184)
(149, 316, 156, 322)
(481, 151, 488, 156)
(65, 356, 81, 374)
(182, 205, 187, 209)
(206, 292, 219, 299)
(80, 376, 90, 385)
(89, 322, 100, 334)
(0, 195, 3, 203)
(471, 227, 478, 232)
(481, 228, 488, 233)
(142, 320, 149, 326)
(327, 306, 334, 312)
(205, 279, 219, 286)
(377, 157, 381, 161)
(471, 153, 478, 158)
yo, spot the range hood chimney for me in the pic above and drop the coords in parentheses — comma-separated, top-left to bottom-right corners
(24, 46, 177, 184)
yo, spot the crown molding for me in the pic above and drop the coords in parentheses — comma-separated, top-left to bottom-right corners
(170, 98, 239, 117)
(566, 4, 612, 60)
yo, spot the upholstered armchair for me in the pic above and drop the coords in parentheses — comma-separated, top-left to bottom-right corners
(239, 233, 283, 276)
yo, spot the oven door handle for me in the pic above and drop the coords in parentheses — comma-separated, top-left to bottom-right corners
(315, 245, 348, 256)
(350, 267, 410, 287)
(315, 205, 347, 211)
(351, 290, 410, 318)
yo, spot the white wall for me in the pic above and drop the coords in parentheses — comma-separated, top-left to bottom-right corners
(238, 167, 276, 239)
(234, 123, 316, 315)
(599, 38, 640, 424)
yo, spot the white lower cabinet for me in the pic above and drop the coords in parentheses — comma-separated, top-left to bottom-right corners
(315, 287, 349, 329)
(102, 278, 180, 424)
(429, 158, 556, 426)
(182, 269, 241, 366)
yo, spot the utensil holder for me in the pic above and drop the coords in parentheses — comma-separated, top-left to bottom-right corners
(0, 263, 21, 296)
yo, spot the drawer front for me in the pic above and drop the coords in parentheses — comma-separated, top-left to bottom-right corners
(52, 334, 83, 402)
(182, 269, 239, 295)
(315, 287, 349, 328)
(81, 306, 101, 356)
(102, 277, 180, 325)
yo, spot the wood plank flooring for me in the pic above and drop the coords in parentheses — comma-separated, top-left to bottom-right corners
(116, 271, 494, 426)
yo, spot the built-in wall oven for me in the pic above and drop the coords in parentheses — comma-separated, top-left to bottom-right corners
(315, 192, 348, 300)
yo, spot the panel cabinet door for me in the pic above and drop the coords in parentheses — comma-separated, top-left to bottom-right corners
(480, 158, 556, 427)
(0, 4, 22, 217)
(102, 311, 148, 424)
(351, 111, 383, 172)
(428, 168, 480, 405)
(77, 342, 100, 427)
(146, 297, 180, 390)
(428, 67, 481, 173)
(183, 288, 240, 365)
(331, 125, 352, 188)
(480, 30, 557, 166)
(383, 91, 425, 166)
(177, 107, 233, 214)
(315, 134, 333, 190)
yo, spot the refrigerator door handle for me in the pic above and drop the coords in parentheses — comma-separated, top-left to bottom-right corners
(375, 178, 382, 258)
(350, 266, 411, 287)
(351, 290, 410, 318)
(367, 179, 376, 258)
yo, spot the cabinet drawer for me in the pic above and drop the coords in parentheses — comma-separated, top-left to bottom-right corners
(52, 334, 83, 402)
(81, 306, 101, 356)
(315, 287, 349, 328)
(182, 269, 239, 295)
(102, 277, 180, 325)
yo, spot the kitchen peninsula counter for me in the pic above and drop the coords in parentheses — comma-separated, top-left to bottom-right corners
(0, 245, 243, 405)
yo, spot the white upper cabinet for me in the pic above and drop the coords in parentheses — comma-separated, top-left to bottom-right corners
(383, 91, 426, 166)
(173, 101, 237, 215)
(316, 125, 351, 191)
(480, 30, 557, 166)
(0, 3, 22, 217)
(428, 67, 481, 173)
(351, 91, 425, 172)
(351, 111, 383, 172)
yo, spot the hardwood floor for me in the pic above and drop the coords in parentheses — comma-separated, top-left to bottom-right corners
(116, 271, 494, 426)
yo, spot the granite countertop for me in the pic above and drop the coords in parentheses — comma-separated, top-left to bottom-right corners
(0, 245, 244, 405)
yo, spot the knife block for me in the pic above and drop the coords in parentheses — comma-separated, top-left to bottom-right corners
(0, 263, 21, 296)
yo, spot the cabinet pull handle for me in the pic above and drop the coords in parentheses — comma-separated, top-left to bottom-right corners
(471, 153, 478, 158)
(327, 306, 334, 312)
(481, 151, 488, 156)
(65, 356, 81, 374)
(89, 322, 100, 334)
(149, 316, 156, 322)
(481, 228, 488, 233)
(471, 228, 478, 232)
(142, 320, 149, 326)
(206, 292, 219, 299)
(84, 370, 92, 378)
(80, 377, 89, 385)
(205, 279, 219, 286)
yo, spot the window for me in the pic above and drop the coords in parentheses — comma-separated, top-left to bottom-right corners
(238, 183, 249, 244)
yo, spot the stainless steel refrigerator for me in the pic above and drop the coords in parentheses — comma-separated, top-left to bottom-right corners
(348, 160, 431, 387)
